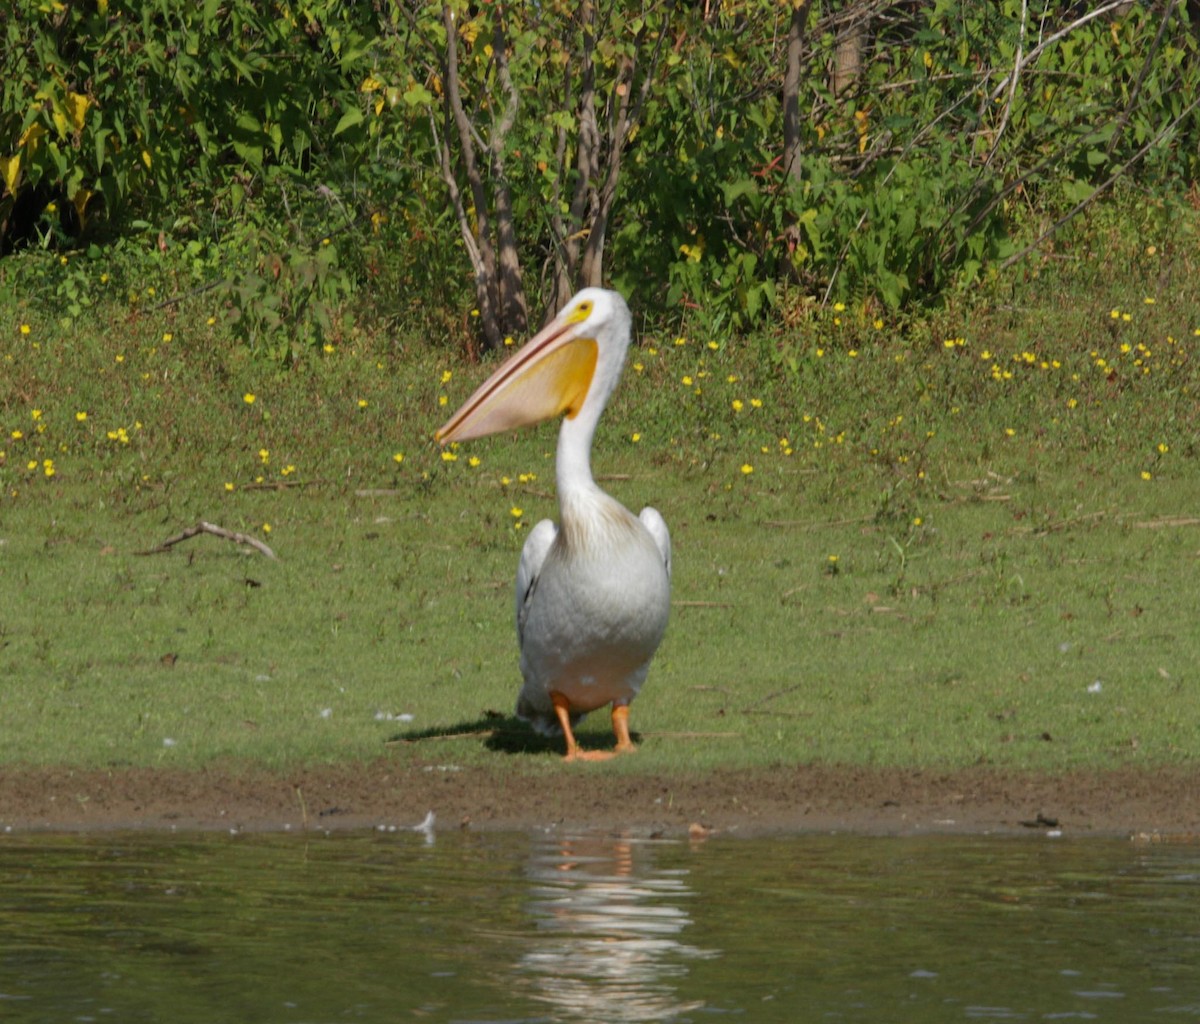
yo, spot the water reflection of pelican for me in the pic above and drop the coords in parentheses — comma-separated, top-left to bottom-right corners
(520, 835, 717, 1022)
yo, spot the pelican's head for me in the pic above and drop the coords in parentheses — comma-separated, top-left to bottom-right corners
(436, 288, 632, 445)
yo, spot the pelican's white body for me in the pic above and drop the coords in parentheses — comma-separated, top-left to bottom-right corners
(515, 491, 671, 733)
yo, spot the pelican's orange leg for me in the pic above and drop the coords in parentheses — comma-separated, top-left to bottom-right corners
(550, 691, 621, 762)
(611, 702, 637, 755)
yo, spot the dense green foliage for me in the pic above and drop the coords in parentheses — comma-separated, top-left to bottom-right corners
(3, 0, 1200, 354)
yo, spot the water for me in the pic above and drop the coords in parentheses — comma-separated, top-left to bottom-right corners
(1, 829, 1198, 1022)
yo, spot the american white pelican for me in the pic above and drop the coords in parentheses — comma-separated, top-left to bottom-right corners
(436, 289, 671, 761)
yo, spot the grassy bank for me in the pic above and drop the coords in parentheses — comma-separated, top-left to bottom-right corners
(2, 209, 1198, 776)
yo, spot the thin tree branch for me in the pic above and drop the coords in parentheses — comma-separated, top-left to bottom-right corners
(1106, 0, 1178, 158)
(981, 0, 1027, 174)
(488, 7, 528, 334)
(138, 521, 278, 560)
(441, 3, 501, 348)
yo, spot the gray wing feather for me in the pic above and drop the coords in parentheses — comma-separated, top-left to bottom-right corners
(638, 506, 671, 580)
(515, 519, 557, 647)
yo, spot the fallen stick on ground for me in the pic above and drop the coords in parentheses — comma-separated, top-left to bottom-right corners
(385, 729, 496, 744)
(1132, 516, 1200, 529)
(138, 521, 278, 560)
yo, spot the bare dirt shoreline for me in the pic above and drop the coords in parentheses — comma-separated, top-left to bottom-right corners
(2, 761, 1198, 839)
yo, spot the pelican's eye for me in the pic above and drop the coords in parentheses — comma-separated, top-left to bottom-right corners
(566, 300, 593, 324)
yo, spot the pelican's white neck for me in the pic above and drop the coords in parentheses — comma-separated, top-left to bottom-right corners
(555, 392, 603, 502)
(551, 289, 632, 509)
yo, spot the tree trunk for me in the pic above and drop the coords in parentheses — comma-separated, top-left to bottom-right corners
(782, 0, 807, 184)
(833, 15, 863, 99)
(781, 0, 809, 272)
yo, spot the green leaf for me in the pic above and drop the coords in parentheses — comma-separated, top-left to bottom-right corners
(333, 108, 364, 136)
(721, 178, 758, 205)
(402, 84, 434, 107)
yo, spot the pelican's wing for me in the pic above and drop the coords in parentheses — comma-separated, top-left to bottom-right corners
(516, 518, 558, 647)
(639, 507, 671, 580)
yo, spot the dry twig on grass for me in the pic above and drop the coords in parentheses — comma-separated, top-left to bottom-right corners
(138, 521, 278, 560)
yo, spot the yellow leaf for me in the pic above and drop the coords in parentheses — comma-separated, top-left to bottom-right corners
(1, 153, 20, 195)
(72, 187, 92, 225)
(66, 91, 90, 132)
(19, 122, 46, 152)
(360, 75, 382, 93)
(98, 0, 108, 12)
(52, 108, 68, 139)
(374, 97, 384, 116)
(141, 149, 152, 169)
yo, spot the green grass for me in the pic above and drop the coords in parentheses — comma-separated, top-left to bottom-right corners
(2, 206, 1199, 776)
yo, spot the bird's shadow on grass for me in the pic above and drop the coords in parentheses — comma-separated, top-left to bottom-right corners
(386, 712, 631, 757)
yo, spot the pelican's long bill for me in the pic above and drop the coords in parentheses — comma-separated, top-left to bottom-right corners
(435, 306, 600, 445)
